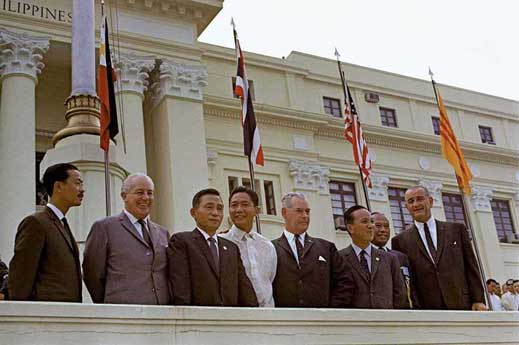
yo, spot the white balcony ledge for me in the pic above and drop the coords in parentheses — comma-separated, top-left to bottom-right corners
(0, 302, 518, 345)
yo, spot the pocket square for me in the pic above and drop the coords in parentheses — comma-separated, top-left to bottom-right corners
(453, 241, 457, 246)
(318, 256, 326, 262)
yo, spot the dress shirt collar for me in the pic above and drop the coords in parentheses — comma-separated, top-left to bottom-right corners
(283, 229, 305, 244)
(123, 209, 150, 225)
(414, 215, 436, 232)
(229, 225, 255, 241)
(352, 242, 373, 258)
(47, 203, 65, 221)
(197, 227, 219, 244)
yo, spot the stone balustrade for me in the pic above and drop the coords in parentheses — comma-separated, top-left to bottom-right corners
(0, 302, 517, 345)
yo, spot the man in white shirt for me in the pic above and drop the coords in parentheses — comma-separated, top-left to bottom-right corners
(220, 186, 277, 307)
(486, 279, 503, 311)
(501, 279, 519, 311)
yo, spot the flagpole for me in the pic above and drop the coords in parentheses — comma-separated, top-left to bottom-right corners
(429, 71, 491, 310)
(248, 158, 262, 234)
(335, 51, 371, 211)
(232, 18, 262, 234)
(100, 0, 111, 217)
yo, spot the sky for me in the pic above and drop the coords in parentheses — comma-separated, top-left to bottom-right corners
(199, 0, 518, 101)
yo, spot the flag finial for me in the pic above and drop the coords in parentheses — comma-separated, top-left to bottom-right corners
(428, 67, 434, 79)
(231, 17, 236, 30)
(334, 48, 340, 59)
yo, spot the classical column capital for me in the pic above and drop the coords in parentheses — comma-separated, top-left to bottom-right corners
(114, 52, 155, 96)
(419, 179, 443, 205)
(288, 160, 330, 195)
(0, 28, 50, 81)
(368, 174, 390, 201)
(471, 185, 494, 212)
(151, 59, 207, 105)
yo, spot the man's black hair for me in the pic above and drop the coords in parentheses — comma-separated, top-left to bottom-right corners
(229, 186, 259, 207)
(192, 188, 221, 208)
(42, 163, 79, 197)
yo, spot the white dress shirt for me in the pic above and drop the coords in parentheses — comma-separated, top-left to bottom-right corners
(123, 209, 150, 239)
(501, 291, 519, 311)
(489, 293, 504, 311)
(351, 243, 373, 272)
(414, 216, 438, 261)
(220, 225, 277, 307)
(47, 203, 65, 223)
(283, 230, 305, 265)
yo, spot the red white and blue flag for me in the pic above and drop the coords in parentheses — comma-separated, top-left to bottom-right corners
(98, 14, 119, 152)
(344, 83, 372, 187)
(232, 21, 264, 166)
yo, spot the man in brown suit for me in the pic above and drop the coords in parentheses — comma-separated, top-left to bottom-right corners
(272, 192, 354, 308)
(392, 185, 486, 310)
(340, 205, 407, 309)
(8, 163, 84, 302)
(167, 188, 258, 307)
(83, 173, 170, 305)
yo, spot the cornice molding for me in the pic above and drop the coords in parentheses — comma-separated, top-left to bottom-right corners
(203, 97, 519, 166)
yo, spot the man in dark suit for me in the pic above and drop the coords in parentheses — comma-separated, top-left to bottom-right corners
(83, 173, 170, 305)
(0, 256, 7, 300)
(272, 192, 354, 308)
(340, 205, 406, 309)
(167, 188, 258, 307)
(8, 163, 84, 302)
(391, 185, 486, 310)
(371, 211, 416, 308)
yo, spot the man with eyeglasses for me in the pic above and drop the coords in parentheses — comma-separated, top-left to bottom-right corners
(83, 173, 170, 305)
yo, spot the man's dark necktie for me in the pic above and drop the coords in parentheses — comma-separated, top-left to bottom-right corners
(423, 222, 437, 262)
(359, 250, 370, 275)
(208, 237, 219, 268)
(294, 234, 304, 263)
(61, 217, 74, 248)
(138, 219, 153, 248)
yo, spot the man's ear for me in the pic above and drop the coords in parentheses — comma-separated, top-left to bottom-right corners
(281, 207, 287, 218)
(428, 196, 434, 208)
(190, 207, 196, 219)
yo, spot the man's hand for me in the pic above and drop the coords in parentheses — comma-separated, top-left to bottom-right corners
(472, 302, 488, 311)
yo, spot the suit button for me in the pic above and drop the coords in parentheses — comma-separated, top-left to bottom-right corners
(298, 280, 303, 285)
(152, 288, 155, 292)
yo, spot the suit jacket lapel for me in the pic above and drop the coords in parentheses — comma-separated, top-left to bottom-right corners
(411, 224, 435, 265)
(218, 239, 230, 277)
(371, 249, 380, 279)
(45, 207, 77, 256)
(147, 221, 159, 251)
(435, 220, 446, 264)
(192, 229, 219, 278)
(119, 212, 150, 248)
(277, 234, 299, 266)
(302, 234, 314, 259)
(345, 246, 369, 283)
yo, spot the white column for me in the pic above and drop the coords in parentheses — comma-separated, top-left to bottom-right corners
(0, 29, 49, 262)
(419, 179, 445, 220)
(288, 160, 334, 241)
(71, 0, 95, 95)
(114, 52, 155, 173)
(149, 59, 209, 231)
(469, 185, 504, 282)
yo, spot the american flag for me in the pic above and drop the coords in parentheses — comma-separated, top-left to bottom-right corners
(232, 21, 264, 166)
(344, 82, 372, 187)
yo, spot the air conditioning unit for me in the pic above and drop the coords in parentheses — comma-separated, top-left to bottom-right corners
(505, 233, 519, 244)
(364, 92, 380, 103)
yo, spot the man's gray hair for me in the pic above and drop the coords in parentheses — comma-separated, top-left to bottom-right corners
(406, 185, 430, 196)
(121, 173, 153, 193)
(281, 192, 308, 208)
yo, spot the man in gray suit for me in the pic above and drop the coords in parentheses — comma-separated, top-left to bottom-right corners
(340, 205, 407, 309)
(83, 173, 170, 305)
